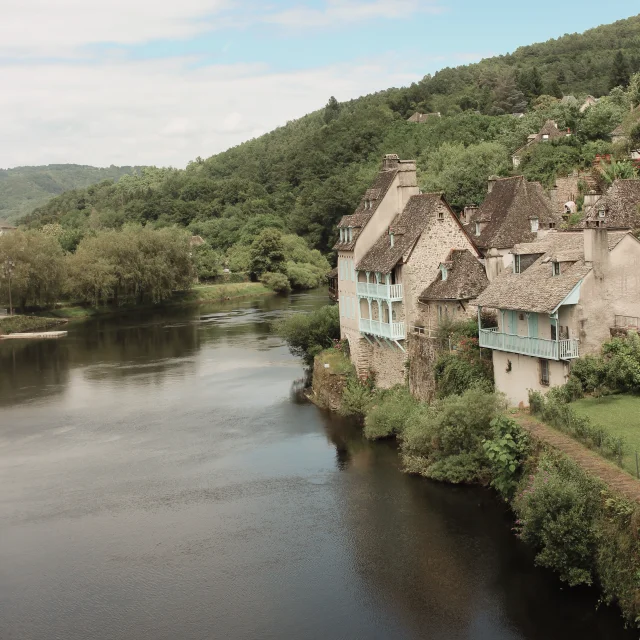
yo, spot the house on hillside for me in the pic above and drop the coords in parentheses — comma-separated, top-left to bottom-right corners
(512, 120, 571, 167)
(580, 179, 640, 230)
(462, 175, 562, 279)
(0, 220, 16, 236)
(610, 107, 640, 159)
(407, 112, 441, 123)
(474, 229, 640, 405)
(579, 95, 599, 112)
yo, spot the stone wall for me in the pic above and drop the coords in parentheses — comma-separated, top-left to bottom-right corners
(369, 343, 406, 389)
(407, 334, 440, 401)
(310, 357, 348, 412)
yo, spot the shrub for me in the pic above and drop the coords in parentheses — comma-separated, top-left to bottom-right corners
(569, 354, 608, 394)
(483, 416, 531, 499)
(434, 352, 493, 397)
(339, 377, 374, 420)
(286, 261, 324, 290)
(260, 271, 291, 294)
(514, 454, 602, 587)
(364, 386, 418, 440)
(423, 452, 489, 484)
(274, 305, 340, 365)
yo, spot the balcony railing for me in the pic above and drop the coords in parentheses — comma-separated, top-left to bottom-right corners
(479, 328, 579, 360)
(356, 282, 403, 300)
(359, 318, 406, 340)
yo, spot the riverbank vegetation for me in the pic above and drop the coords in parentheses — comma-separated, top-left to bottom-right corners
(0, 224, 324, 314)
(0, 315, 66, 335)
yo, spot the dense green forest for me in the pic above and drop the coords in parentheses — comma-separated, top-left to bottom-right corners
(21, 14, 640, 272)
(0, 164, 143, 223)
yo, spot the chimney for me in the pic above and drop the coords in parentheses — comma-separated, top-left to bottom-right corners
(396, 159, 419, 212)
(382, 154, 400, 171)
(583, 191, 600, 215)
(488, 176, 499, 193)
(485, 248, 504, 282)
(584, 228, 609, 279)
(461, 205, 478, 224)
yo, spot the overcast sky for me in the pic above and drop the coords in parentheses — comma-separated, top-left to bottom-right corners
(1, 1, 638, 169)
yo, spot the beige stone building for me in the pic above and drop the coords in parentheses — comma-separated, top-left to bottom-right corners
(0, 219, 16, 236)
(335, 159, 483, 389)
(407, 112, 441, 123)
(474, 229, 640, 406)
(580, 179, 640, 230)
(462, 175, 562, 279)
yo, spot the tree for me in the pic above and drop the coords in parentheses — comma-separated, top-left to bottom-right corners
(323, 96, 341, 124)
(611, 51, 630, 89)
(547, 78, 563, 99)
(249, 228, 286, 279)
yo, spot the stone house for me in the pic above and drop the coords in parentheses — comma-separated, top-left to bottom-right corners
(418, 249, 489, 332)
(512, 120, 571, 167)
(579, 95, 599, 112)
(0, 219, 16, 236)
(340, 190, 481, 389)
(462, 175, 561, 279)
(334, 154, 419, 377)
(407, 112, 441, 123)
(474, 229, 640, 406)
(580, 179, 640, 230)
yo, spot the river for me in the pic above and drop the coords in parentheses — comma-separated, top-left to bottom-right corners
(0, 291, 635, 640)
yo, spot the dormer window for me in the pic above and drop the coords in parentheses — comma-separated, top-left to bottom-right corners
(514, 254, 521, 274)
(340, 228, 344, 242)
(542, 134, 549, 141)
(440, 265, 448, 281)
(530, 218, 539, 232)
(598, 208, 606, 220)
(552, 261, 561, 277)
(348, 227, 353, 242)
(475, 222, 481, 236)
(390, 232, 394, 248)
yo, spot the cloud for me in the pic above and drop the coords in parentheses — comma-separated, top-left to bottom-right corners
(265, 0, 444, 28)
(0, 0, 229, 58)
(0, 56, 419, 168)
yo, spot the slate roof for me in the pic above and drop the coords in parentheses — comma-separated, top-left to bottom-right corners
(419, 249, 489, 302)
(513, 120, 568, 157)
(474, 231, 629, 313)
(463, 176, 559, 250)
(581, 180, 640, 229)
(611, 124, 626, 137)
(333, 167, 398, 251)
(355, 193, 445, 272)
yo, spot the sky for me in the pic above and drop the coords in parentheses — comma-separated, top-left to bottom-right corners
(1, 1, 639, 169)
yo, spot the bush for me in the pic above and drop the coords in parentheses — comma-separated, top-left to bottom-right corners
(274, 304, 340, 365)
(434, 352, 493, 397)
(483, 416, 531, 498)
(364, 386, 418, 440)
(400, 389, 505, 483)
(514, 454, 602, 587)
(260, 271, 291, 294)
(286, 261, 325, 290)
(339, 377, 374, 420)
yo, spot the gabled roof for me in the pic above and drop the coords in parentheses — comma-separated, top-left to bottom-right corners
(474, 231, 629, 313)
(419, 249, 489, 302)
(513, 120, 569, 157)
(0, 219, 16, 230)
(356, 193, 472, 273)
(333, 167, 398, 251)
(582, 180, 640, 229)
(407, 112, 441, 123)
(463, 176, 559, 250)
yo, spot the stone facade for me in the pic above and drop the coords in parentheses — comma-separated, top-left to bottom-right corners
(407, 334, 439, 401)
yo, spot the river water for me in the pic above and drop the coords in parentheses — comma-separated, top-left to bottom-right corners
(0, 292, 635, 640)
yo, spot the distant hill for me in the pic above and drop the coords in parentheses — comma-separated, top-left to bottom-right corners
(25, 14, 640, 256)
(0, 164, 144, 222)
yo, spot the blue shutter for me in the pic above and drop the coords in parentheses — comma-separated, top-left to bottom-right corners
(528, 313, 538, 338)
(507, 311, 517, 335)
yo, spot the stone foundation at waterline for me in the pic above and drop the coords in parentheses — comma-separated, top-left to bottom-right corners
(407, 334, 440, 401)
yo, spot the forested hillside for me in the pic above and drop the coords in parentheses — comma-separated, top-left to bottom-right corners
(23, 14, 640, 269)
(0, 164, 142, 222)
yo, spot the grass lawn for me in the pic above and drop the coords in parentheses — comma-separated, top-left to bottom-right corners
(317, 348, 354, 375)
(572, 395, 640, 476)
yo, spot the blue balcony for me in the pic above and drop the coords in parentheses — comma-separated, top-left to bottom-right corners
(356, 282, 403, 301)
(359, 318, 406, 340)
(479, 328, 579, 360)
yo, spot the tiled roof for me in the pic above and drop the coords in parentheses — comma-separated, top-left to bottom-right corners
(0, 219, 16, 229)
(582, 180, 640, 229)
(407, 112, 441, 123)
(333, 167, 398, 251)
(513, 120, 568, 156)
(474, 231, 629, 313)
(419, 249, 489, 302)
(356, 194, 445, 273)
(463, 176, 559, 250)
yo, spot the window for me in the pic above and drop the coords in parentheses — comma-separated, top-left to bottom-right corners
(514, 254, 521, 274)
(552, 261, 561, 276)
(348, 227, 353, 241)
(475, 222, 481, 236)
(540, 359, 550, 386)
(551, 323, 557, 341)
(437, 209, 445, 221)
(598, 208, 606, 220)
(440, 265, 448, 281)
(390, 232, 394, 248)
(542, 134, 549, 141)
(530, 218, 539, 232)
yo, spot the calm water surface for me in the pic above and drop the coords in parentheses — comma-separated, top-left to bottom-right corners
(0, 292, 635, 640)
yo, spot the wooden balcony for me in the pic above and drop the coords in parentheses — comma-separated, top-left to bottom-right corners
(479, 328, 579, 360)
(359, 318, 406, 340)
(356, 282, 403, 301)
